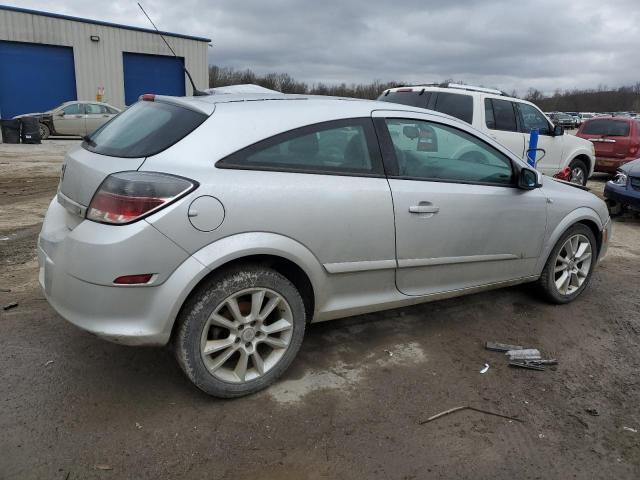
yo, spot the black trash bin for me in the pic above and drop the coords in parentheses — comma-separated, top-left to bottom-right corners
(0, 119, 21, 144)
(20, 117, 41, 144)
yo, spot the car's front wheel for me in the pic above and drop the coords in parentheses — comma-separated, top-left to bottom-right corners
(538, 224, 596, 304)
(174, 264, 306, 398)
(39, 123, 50, 140)
(569, 158, 588, 185)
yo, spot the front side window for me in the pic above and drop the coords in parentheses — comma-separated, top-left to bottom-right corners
(62, 104, 83, 115)
(518, 103, 551, 135)
(385, 118, 513, 185)
(486, 98, 518, 132)
(217, 119, 382, 175)
(433, 92, 473, 124)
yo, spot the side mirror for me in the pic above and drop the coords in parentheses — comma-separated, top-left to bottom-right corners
(57, 111, 65, 117)
(552, 124, 564, 136)
(518, 167, 541, 190)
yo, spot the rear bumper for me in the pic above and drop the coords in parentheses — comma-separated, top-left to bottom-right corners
(595, 157, 636, 173)
(604, 181, 640, 209)
(38, 198, 206, 346)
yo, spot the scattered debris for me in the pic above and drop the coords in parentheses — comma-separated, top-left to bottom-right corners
(95, 465, 113, 471)
(0, 288, 10, 293)
(0, 236, 9, 241)
(509, 360, 546, 371)
(135, 422, 142, 430)
(485, 341, 524, 352)
(623, 426, 637, 433)
(568, 413, 589, 428)
(480, 363, 490, 374)
(3, 302, 18, 311)
(419, 405, 523, 425)
(506, 349, 541, 360)
(585, 408, 600, 416)
(44, 360, 54, 367)
(383, 349, 393, 357)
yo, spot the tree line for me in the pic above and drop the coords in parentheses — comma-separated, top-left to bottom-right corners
(209, 65, 640, 112)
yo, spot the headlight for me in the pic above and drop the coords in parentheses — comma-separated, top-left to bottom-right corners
(612, 171, 628, 186)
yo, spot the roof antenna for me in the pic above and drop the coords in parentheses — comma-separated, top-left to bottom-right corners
(137, 2, 208, 96)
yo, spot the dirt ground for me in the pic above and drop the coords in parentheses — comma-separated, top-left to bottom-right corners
(1, 140, 639, 479)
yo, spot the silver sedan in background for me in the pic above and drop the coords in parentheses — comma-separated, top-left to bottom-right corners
(38, 93, 611, 397)
(14, 100, 120, 139)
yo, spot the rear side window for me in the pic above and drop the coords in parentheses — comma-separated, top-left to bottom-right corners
(217, 119, 383, 175)
(378, 91, 431, 109)
(433, 92, 473, 124)
(83, 101, 207, 158)
(581, 119, 630, 136)
(486, 99, 518, 132)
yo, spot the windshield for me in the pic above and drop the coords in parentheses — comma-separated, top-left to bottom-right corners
(83, 101, 208, 158)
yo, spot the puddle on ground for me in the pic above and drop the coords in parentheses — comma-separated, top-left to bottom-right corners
(268, 342, 427, 404)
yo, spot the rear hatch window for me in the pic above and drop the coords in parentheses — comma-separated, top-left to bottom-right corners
(83, 100, 208, 158)
(378, 91, 431, 109)
(581, 119, 630, 136)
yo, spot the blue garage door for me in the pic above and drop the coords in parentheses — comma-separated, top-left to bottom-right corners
(0, 41, 77, 119)
(123, 52, 185, 106)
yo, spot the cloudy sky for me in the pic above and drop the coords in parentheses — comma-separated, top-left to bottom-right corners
(6, 0, 640, 95)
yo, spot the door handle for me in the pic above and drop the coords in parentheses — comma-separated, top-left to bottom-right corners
(409, 204, 439, 214)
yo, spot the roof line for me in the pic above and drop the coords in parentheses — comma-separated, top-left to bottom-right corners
(0, 4, 211, 43)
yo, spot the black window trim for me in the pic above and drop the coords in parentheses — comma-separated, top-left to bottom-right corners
(215, 117, 386, 178)
(372, 116, 519, 188)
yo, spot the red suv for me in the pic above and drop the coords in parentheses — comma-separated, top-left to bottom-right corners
(577, 117, 640, 173)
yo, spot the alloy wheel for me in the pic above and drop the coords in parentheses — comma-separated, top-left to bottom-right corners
(570, 166, 585, 185)
(554, 234, 592, 295)
(200, 288, 294, 383)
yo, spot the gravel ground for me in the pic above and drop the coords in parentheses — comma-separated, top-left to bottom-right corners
(1, 141, 639, 479)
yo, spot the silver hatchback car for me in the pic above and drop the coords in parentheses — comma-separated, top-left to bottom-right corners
(39, 93, 611, 397)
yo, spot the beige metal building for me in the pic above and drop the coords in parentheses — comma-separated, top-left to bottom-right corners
(0, 5, 210, 118)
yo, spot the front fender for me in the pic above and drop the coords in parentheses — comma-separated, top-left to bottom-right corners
(535, 206, 604, 274)
(564, 145, 595, 176)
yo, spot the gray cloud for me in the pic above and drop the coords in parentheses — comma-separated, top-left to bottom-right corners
(6, 0, 640, 94)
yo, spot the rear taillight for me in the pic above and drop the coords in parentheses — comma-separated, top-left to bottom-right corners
(87, 172, 196, 225)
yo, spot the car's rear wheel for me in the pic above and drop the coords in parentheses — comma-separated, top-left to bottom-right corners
(569, 158, 588, 185)
(39, 123, 50, 140)
(538, 224, 596, 304)
(174, 265, 306, 398)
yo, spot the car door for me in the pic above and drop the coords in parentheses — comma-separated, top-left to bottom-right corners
(517, 102, 564, 175)
(373, 111, 547, 296)
(85, 104, 114, 135)
(482, 97, 526, 157)
(54, 103, 86, 136)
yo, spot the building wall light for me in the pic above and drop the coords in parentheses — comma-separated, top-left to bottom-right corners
(90, 35, 100, 42)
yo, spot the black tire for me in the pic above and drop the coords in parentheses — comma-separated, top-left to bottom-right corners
(538, 224, 597, 304)
(569, 158, 588, 185)
(39, 123, 50, 140)
(174, 264, 306, 398)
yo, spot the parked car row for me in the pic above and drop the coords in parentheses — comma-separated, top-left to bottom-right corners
(39, 91, 611, 397)
(13, 101, 120, 139)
